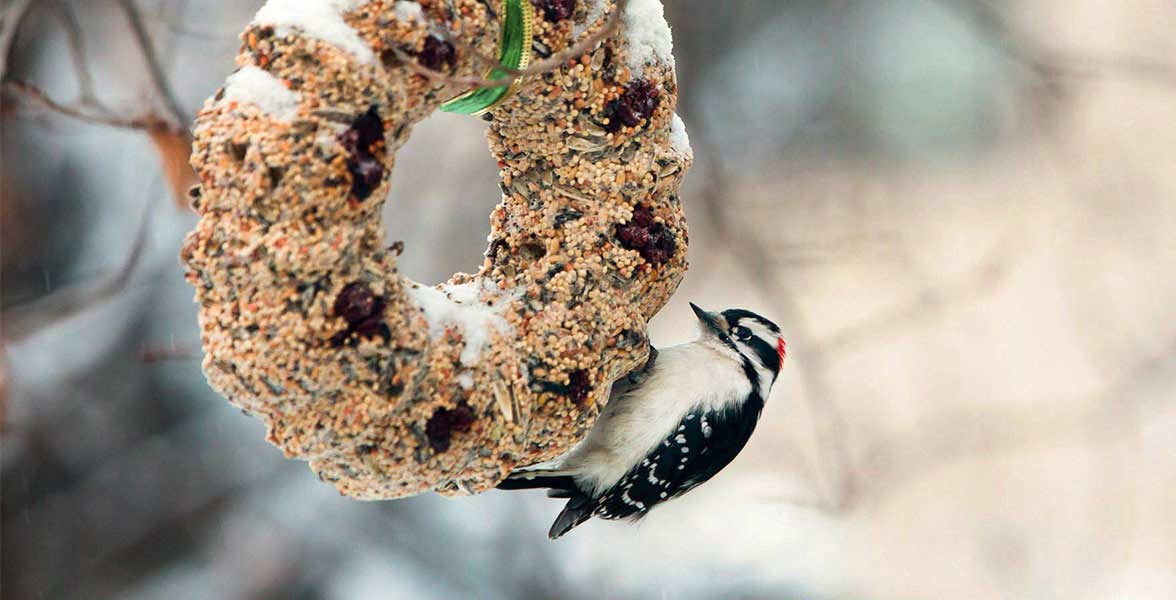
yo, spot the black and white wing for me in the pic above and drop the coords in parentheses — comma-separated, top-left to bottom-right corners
(593, 395, 765, 521)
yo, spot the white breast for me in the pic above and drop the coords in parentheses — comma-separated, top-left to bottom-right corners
(560, 341, 751, 495)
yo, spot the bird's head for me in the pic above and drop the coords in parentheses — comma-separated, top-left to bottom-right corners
(690, 302, 786, 389)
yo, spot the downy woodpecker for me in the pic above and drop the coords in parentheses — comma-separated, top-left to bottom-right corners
(499, 303, 786, 539)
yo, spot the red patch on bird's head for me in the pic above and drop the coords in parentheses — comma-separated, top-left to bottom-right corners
(776, 337, 787, 369)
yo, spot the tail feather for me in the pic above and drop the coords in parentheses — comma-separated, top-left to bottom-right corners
(496, 474, 577, 491)
(497, 467, 596, 539)
(548, 494, 595, 539)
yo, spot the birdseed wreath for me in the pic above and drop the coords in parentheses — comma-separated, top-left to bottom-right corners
(181, 0, 693, 499)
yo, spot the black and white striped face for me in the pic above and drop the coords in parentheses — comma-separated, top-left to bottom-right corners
(690, 303, 786, 392)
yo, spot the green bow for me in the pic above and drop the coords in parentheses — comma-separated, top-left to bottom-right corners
(440, 0, 535, 116)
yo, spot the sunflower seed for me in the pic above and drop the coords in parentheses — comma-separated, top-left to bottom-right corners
(493, 381, 514, 423)
(565, 136, 607, 153)
(554, 185, 590, 202)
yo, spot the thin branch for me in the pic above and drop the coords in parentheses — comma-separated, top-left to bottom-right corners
(2, 79, 172, 131)
(823, 244, 1013, 354)
(115, 0, 187, 127)
(47, 0, 101, 107)
(432, 27, 513, 76)
(0, 0, 34, 81)
(140, 341, 200, 363)
(1, 201, 154, 343)
(943, 0, 1176, 88)
(684, 119, 858, 512)
(858, 337, 1176, 499)
(395, 0, 629, 92)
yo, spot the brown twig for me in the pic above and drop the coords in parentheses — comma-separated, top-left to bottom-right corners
(47, 0, 101, 107)
(0, 0, 34, 81)
(684, 118, 858, 512)
(394, 0, 629, 92)
(115, 0, 188, 128)
(140, 341, 200, 363)
(0, 200, 154, 343)
(858, 337, 1176, 499)
(2, 79, 173, 131)
(943, 0, 1176, 88)
(823, 243, 1014, 354)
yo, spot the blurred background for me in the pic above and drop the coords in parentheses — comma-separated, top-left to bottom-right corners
(3, 0, 1176, 598)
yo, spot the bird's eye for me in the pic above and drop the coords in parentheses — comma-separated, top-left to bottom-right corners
(732, 326, 752, 340)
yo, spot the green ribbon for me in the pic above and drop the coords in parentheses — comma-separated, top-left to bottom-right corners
(440, 0, 534, 116)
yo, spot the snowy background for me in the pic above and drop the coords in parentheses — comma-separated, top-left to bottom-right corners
(4, 0, 1176, 598)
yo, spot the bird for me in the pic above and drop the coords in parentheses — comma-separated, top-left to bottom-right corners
(498, 302, 786, 539)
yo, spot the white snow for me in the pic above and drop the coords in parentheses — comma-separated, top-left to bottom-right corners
(393, 1, 422, 22)
(669, 113, 692, 157)
(405, 279, 517, 367)
(217, 66, 302, 122)
(253, 0, 375, 64)
(455, 372, 475, 390)
(623, 0, 675, 73)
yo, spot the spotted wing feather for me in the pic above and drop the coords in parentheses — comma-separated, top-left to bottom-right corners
(593, 395, 765, 522)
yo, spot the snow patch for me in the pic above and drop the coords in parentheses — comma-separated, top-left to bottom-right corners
(405, 279, 517, 367)
(393, 1, 422, 22)
(253, 0, 375, 64)
(455, 372, 475, 390)
(669, 113, 692, 157)
(217, 66, 302, 122)
(623, 0, 675, 74)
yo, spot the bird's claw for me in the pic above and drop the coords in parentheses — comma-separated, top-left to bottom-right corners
(625, 344, 658, 386)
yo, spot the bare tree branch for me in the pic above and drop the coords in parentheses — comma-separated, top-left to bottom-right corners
(0, 201, 154, 343)
(944, 0, 1176, 88)
(683, 119, 859, 512)
(140, 341, 199, 363)
(47, 0, 101, 107)
(0, 0, 34, 81)
(823, 244, 1014, 355)
(115, 0, 187, 127)
(858, 336, 1176, 499)
(3, 79, 172, 131)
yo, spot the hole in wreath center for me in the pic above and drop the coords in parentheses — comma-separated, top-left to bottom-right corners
(383, 112, 502, 285)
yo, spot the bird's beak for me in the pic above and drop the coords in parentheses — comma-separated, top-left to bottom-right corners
(690, 302, 725, 337)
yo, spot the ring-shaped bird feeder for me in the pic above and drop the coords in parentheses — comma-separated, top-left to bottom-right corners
(181, 0, 693, 499)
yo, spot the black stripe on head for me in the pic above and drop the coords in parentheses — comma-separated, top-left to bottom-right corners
(721, 309, 780, 334)
(739, 354, 764, 396)
(745, 337, 781, 377)
(721, 309, 783, 377)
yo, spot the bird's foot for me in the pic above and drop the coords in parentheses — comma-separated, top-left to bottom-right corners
(624, 344, 658, 386)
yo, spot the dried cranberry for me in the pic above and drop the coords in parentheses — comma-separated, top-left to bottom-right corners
(616, 224, 651, 249)
(631, 204, 655, 227)
(534, 0, 575, 22)
(330, 285, 391, 346)
(334, 282, 376, 324)
(605, 79, 661, 133)
(350, 108, 384, 149)
(338, 107, 385, 201)
(353, 317, 391, 341)
(642, 223, 676, 265)
(425, 402, 476, 452)
(418, 35, 456, 71)
(615, 204, 676, 267)
(567, 369, 592, 405)
(329, 330, 352, 348)
(351, 157, 384, 198)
